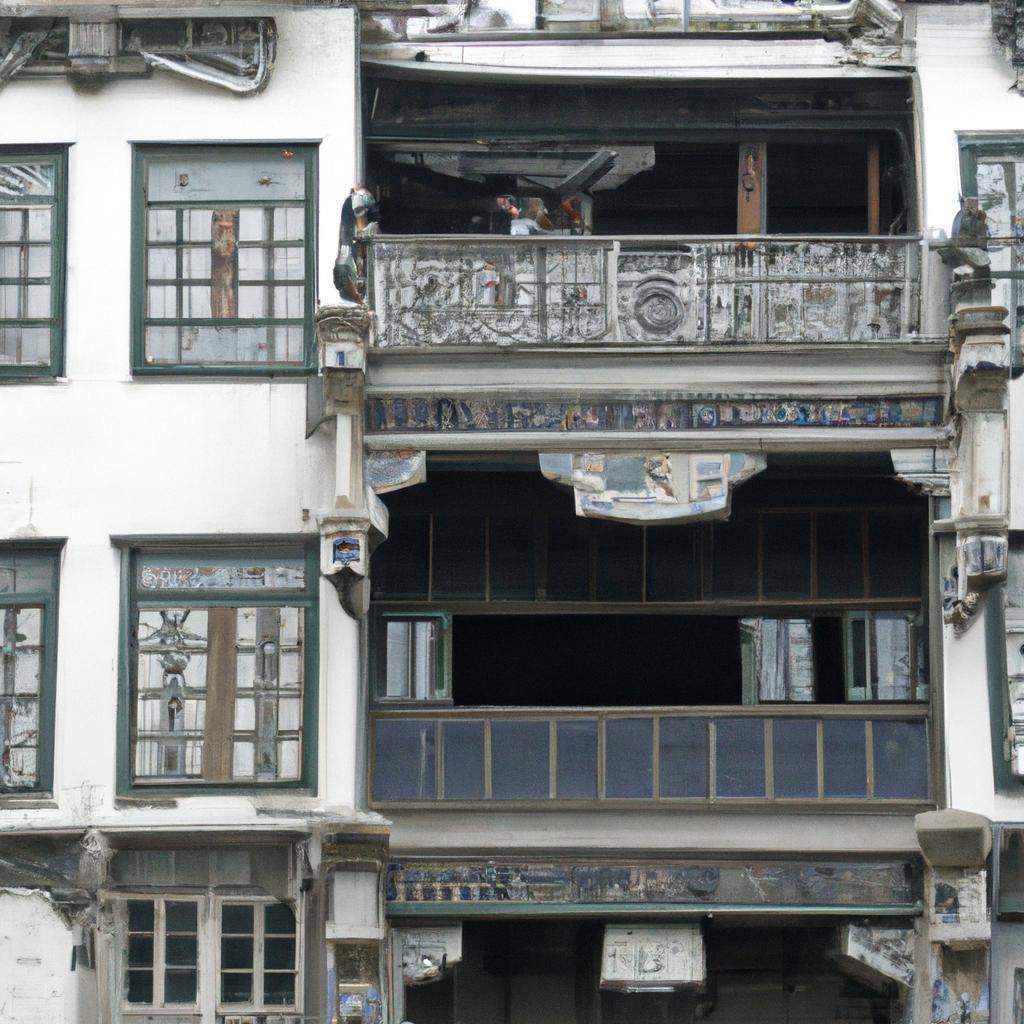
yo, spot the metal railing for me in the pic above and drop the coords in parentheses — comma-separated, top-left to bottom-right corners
(368, 235, 921, 349)
(370, 704, 930, 805)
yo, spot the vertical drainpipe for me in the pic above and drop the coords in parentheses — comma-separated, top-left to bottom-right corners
(682, 0, 690, 31)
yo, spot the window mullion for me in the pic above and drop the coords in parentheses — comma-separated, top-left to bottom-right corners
(255, 901, 265, 1008)
(154, 899, 167, 1008)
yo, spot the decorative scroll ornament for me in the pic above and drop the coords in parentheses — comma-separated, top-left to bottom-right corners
(539, 450, 765, 524)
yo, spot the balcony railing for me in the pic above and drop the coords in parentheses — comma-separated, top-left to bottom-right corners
(368, 235, 921, 349)
(370, 705, 931, 805)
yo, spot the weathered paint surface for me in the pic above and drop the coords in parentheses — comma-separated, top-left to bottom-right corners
(370, 237, 918, 348)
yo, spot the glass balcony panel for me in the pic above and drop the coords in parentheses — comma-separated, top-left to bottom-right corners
(556, 719, 598, 799)
(872, 720, 929, 800)
(659, 717, 708, 798)
(772, 719, 819, 799)
(442, 719, 486, 800)
(373, 720, 436, 800)
(604, 718, 653, 799)
(715, 719, 765, 797)
(822, 719, 868, 798)
(491, 720, 549, 799)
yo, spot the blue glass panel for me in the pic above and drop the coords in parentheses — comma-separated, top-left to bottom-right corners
(491, 720, 549, 799)
(373, 720, 436, 800)
(872, 720, 929, 799)
(773, 719, 818, 799)
(442, 719, 485, 799)
(823, 719, 867, 798)
(557, 720, 598, 799)
(605, 719, 653, 798)
(715, 719, 765, 797)
(659, 718, 708, 798)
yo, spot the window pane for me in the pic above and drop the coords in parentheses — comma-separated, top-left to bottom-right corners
(0, 161, 55, 198)
(491, 720, 549, 799)
(2, 606, 44, 788)
(604, 718, 653, 798)
(165, 935, 197, 966)
(165, 901, 197, 932)
(263, 971, 296, 1005)
(138, 554, 305, 591)
(127, 969, 154, 1004)
(127, 899, 155, 932)
(128, 935, 154, 967)
(373, 720, 436, 800)
(221, 971, 253, 1003)
(772, 719, 819, 798)
(221, 935, 254, 970)
(442, 719, 485, 799)
(822, 719, 867, 798)
(385, 619, 437, 699)
(659, 717, 708, 798)
(164, 969, 197, 1004)
(222, 904, 254, 933)
(742, 619, 815, 702)
(872, 720, 929, 799)
(264, 903, 295, 935)
(264, 937, 296, 970)
(556, 719, 597, 799)
(715, 719, 765, 797)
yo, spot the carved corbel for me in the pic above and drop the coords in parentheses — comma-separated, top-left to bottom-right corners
(943, 534, 1008, 635)
(319, 492, 388, 619)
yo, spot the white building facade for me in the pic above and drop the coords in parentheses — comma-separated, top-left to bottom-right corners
(4, 1, 1024, 1023)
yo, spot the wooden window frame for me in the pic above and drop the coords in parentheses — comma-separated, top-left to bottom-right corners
(215, 897, 302, 1015)
(130, 143, 318, 377)
(118, 544, 319, 796)
(0, 543, 61, 798)
(114, 894, 303, 1019)
(120, 895, 203, 1014)
(0, 146, 68, 378)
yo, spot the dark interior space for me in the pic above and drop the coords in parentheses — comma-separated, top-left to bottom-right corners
(403, 921, 901, 1024)
(452, 614, 743, 706)
(450, 614, 846, 706)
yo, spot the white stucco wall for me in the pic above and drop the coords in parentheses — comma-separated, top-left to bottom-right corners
(0, 890, 77, 1024)
(0, 7, 362, 829)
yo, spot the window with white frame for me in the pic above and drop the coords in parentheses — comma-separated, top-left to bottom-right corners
(125, 897, 201, 1008)
(219, 900, 298, 1009)
(117, 895, 300, 1016)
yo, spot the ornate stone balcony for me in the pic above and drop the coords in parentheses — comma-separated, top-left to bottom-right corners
(368, 235, 921, 350)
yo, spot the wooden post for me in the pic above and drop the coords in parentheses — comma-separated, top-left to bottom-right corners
(203, 607, 238, 782)
(867, 142, 881, 235)
(737, 142, 766, 234)
(210, 209, 239, 318)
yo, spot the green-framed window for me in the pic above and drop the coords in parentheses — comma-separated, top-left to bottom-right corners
(0, 148, 67, 377)
(0, 545, 61, 794)
(131, 145, 317, 375)
(121, 546, 318, 791)
(374, 611, 451, 703)
(959, 132, 1024, 374)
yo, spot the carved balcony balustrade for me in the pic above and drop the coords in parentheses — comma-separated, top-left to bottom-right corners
(368, 235, 921, 350)
(370, 704, 931, 806)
